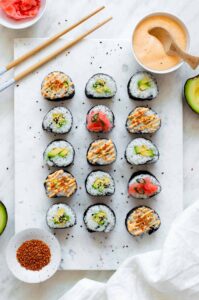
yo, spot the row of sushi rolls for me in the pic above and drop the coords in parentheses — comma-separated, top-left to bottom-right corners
(41, 70, 161, 237)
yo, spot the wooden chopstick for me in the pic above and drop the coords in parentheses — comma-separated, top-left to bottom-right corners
(0, 6, 105, 75)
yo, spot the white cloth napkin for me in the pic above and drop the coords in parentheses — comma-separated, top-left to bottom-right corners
(59, 201, 199, 300)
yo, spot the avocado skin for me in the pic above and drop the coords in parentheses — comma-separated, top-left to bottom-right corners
(0, 201, 8, 235)
(184, 75, 199, 114)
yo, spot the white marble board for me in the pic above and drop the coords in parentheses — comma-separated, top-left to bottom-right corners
(14, 39, 183, 270)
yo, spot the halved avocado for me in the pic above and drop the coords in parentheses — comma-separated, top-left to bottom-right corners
(184, 75, 199, 114)
(0, 202, 8, 235)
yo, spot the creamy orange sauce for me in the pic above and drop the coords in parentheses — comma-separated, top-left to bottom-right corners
(133, 15, 187, 71)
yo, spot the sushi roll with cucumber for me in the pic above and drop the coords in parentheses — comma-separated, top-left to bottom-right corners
(86, 105, 114, 133)
(47, 203, 76, 229)
(87, 139, 117, 165)
(41, 71, 75, 100)
(85, 73, 117, 99)
(42, 107, 73, 134)
(43, 140, 75, 167)
(128, 171, 161, 199)
(83, 204, 116, 232)
(85, 170, 115, 196)
(126, 107, 161, 134)
(128, 72, 158, 100)
(125, 206, 161, 237)
(44, 169, 77, 198)
(125, 138, 159, 165)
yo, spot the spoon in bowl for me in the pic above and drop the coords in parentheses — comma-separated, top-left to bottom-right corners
(149, 26, 199, 69)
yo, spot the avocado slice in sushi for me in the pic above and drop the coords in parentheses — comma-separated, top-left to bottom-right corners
(184, 75, 199, 113)
(0, 202, 8, 235)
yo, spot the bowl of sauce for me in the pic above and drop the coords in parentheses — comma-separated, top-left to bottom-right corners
(132, 12, 190, 74)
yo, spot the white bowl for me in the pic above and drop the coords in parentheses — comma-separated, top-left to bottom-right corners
(6, 228, 61, 283)
(132, 12, 190, 74)
(0, 0, 47, 29)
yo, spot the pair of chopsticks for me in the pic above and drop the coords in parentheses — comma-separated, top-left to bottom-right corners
(0, 6, 112, 93)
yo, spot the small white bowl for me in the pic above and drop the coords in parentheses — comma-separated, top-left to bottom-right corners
(132, 12, 190, 74)
(6, 228, 61, 283)
(0, 0, 47, 29)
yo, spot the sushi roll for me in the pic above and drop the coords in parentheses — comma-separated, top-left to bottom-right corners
(41, 71, 75, 100)
(83, 204, 116, 232)
(44, 169, 77, 198)
(87, 139, 117, 165)
(46, 203, 76, 229)
(128, 171, 161, 199)
(86, 105, 114, 133)
(125, 206, 161, 236)
(125, 138, 159, 165)
(85, 170, 115, 196)
(85, 73, 117, 99)
(126, 107, 161, 134)
(42, 107, 73, 134)
(128, 72, 158, 100)
(43, 140, 75, 167)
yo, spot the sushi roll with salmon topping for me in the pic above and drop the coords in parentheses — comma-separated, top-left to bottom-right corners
(126, 107, 161, 134)
(85, 170, 115, 196)
(83, 204, 116, 232)
(42, 107, 73, 134)
(128, 72, 158, 100)
(85, 73, 117, 99)
(125, 138, 159, 165)
(44, 169, 77, 198)
(87, 139, 117, 166)
(47, 203, 76, 229)
(125, 206, 161, 236)
(128, 171, 161, 199)
(41, 71, 75, 100)
(86, 105, 114, 133)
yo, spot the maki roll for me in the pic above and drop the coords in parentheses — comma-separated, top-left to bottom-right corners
(41, 71, 75, 100)
(86, 105, 114, 133)
(44, 169, 77, 198)
(125, 138, 159, 165)
(128, 171, 161, 199)
(128, 72, 158, 100)
(126, 107, 161, 134)
(43, 140, 75, 167)
(85, 73, 117, 99)
(83, 204, 116, 232)
(85, 170, 115, 196)
(125, 206, 161, 236)
(42, 107, 73, 134)
(46, 203, 76, 229)
(87, 139, 117, 165)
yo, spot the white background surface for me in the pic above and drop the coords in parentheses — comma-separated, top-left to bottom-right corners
(0, 0, 199, 299)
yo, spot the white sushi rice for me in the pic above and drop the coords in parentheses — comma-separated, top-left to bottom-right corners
(86, 74, 117, 98)
(125, 138, 159, 165)
(47, 203, 76, 229)
(42, 107, 72, 134)
(84, 204, 116, 232)
(44, 140, 74, 167)
(86, 171, 115, 196)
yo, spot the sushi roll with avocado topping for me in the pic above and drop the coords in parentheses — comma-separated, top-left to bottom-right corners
(128, 72, 158, 100)
(41, 71, 75, 100)
(85, 73, 117, 99)
(86, 105, 114, 133)
(126, 107, 161, 134)
(44, 169, 77, 198)
(42, 107, 73, 134)
(125, 206, 161, 237)
(85, 170, 115, 196)
(43, 140, 75, 167)
(47, 203, 76, 229)
(83, 204, 116, 232)
(128, 171, 161, 199)
(125, 138, 159, 165)
(87, 139, 117, 165)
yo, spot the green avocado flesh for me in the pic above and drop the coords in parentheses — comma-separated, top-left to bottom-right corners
(184, 75, 199, 113)
(138, 78, 151, 91)
(134, 145, 154, 157)
(0, 202, 8, 235)
(48, 148, 69, 158)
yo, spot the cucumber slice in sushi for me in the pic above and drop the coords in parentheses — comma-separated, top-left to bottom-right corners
(184, 75, 199, 113)
(0, 201, 8, 235)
